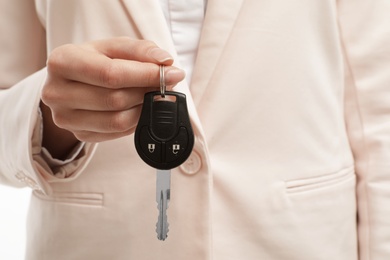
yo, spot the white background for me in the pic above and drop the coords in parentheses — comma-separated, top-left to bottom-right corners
(0, 185, 30, 260)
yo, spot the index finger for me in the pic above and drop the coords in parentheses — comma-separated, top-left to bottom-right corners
(47, 39, 185, 88)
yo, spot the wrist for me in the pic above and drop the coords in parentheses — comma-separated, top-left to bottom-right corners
(39, 101, 80, 160)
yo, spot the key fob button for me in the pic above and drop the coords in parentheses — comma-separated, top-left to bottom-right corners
(139, 126, 163, 163)
(165, 127, 189, 163)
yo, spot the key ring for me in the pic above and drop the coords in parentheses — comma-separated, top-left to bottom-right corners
(159, 65, 166, 98)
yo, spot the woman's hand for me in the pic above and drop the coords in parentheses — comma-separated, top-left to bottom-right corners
(40, 37, 185, 159)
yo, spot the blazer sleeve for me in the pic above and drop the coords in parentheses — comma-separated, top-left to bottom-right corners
(337, 0, 390, 258)
(0, 0, 96, 195)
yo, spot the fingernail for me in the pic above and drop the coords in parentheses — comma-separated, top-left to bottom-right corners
(150, 48, 173, 63)
(165, 68, 186, 84)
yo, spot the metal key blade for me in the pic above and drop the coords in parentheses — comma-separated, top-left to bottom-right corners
(156, 169, 171, 241)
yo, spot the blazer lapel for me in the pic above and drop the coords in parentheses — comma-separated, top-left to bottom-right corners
(120, 0, 177, 55)
(191, 0, 244, 105)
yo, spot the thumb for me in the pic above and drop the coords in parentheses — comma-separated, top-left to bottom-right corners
(88, 37, 174, 65)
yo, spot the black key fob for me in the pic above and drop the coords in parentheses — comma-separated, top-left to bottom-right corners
(134, 91, 194, 170)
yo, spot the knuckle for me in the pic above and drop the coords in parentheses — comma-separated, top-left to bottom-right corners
(145, 65, 158, 86)
(51, 111, 68, 129)
(40, 85, 56, 104)
(105, 90, 127, 110)
(46, 52, 61, 74)
(73, 131, 93, 142)
(46, 44, 73, 74)
(41, 80, 66, 106)
(108, 111, 131, 132)
(99, 62, 121, 88)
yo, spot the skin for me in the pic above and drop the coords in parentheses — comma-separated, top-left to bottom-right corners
(40, 37, 186, 160)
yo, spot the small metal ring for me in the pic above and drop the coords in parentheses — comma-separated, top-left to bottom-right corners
(159, 65, 166, 98)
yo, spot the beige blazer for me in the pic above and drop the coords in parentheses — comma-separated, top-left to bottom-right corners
(1, 0, 389, 259)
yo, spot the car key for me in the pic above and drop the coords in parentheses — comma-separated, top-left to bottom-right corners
(134, 66, 194, 240)
(134, 91, 194, 240)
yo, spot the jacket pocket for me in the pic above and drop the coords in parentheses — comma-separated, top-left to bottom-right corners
(285, 166, 355, 195)
(33, 190, 104, 207)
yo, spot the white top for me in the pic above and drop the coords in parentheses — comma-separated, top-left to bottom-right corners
(159, 0, 207, 84)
